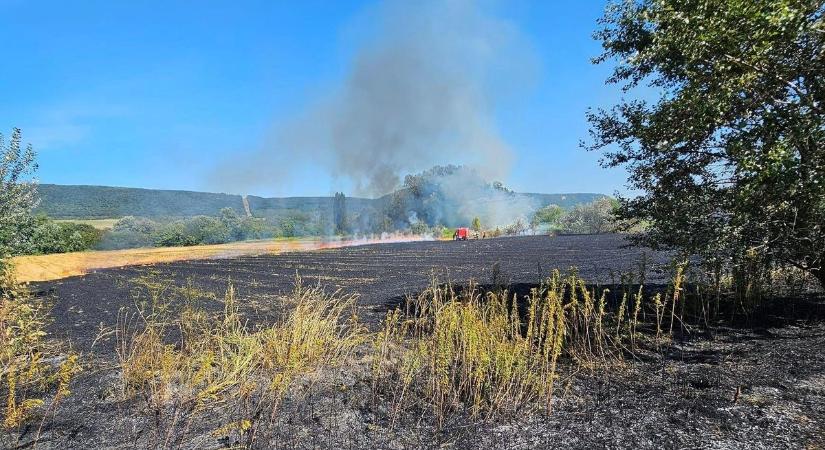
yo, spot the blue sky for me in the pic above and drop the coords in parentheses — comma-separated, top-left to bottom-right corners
(0, 0, 634, 198)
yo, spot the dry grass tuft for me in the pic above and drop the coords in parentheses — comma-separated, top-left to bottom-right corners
(372, 270, 641, 425)
(114, 263, 702, 444)
(0, 264, 80, 430)
(116, 275, 366, 448)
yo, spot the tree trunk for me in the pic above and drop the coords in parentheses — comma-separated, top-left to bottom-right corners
(815, 269, 825, 292)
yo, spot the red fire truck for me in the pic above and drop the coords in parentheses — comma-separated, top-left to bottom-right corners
(454, 227, 483, 240)
(453, 227, 470, 240)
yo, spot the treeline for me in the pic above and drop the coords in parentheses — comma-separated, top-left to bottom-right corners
(36, 180, 604, 223)
(11, 197, 625, 256)
(529, 197, 621, 235)
(99, 209, 275, 249)
(10, 165, 621, 256)
(9, 208, 332, 255)
(455, 197, 622, 238)
(98, 208, 337, 250)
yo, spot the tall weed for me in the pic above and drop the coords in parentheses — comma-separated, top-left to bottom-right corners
(373, 270, 632, 425)
(1, 264, 80, 430)
(116, 275, 365, 448)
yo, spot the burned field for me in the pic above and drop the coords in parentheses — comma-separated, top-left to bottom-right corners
(40, 234, 670, 352)
(13, 234, 825, 449)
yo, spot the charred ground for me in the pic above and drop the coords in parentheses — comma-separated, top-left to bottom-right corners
(38, 234, 671, 352)
(12, 234, 825, 449)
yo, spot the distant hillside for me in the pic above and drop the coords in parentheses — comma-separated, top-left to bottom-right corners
(34, 184, 607, 221)
(246, 195, 376, 221)
(34, 184, 379, 220)
(35, 184, 247, 219)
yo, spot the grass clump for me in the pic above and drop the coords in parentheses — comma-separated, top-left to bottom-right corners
(116, 275, 365, 448)
(0, 264, 80, 431)
(373, 270, 631, 425)
(114, 263, 706, 444)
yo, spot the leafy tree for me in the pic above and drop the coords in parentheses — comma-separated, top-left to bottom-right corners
(153, 221, 196, 247)
(560, 198, 616, 235)
(0, 131, 81, 431)
(351, 207, 391, 234)
(97, 216, 159, 249)
(217, 207, 274, 241)
(10, 216, 103, 255)
(219, 207, 245, 240)
(471, 217, 482, 232)
(28, 218, 102, 254)
(531, 205, 565, 232)
(504, 217, 527, 236)
(279, 217, 296, 238)
(237, 217, 273, 240)
(333, 192, 348, 235)
(587, 0, 825, 286)
(184, 216, 231, 245)
(0, 128, 38, 260)
(113, 216, 159, 235)
(97, 212, 278, 250)
(219, 207, 241, 226)
(386, 191, 408, 226)
(410, 221, 429, 235)
(398, 165, 518, 228)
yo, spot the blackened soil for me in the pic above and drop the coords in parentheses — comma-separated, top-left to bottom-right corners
(12, 315, 825, 449)
(9, 234, 823, 449)
(35, 234, 671, 353)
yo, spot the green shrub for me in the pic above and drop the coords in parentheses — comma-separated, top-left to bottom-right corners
(410, 221, 429, 235)
(184, 216, 231, 245)
(112, 216, 159, 235)
(559, 198, 616, 234)
(11, 216, 103, 255)
(153, 221, 196, 247)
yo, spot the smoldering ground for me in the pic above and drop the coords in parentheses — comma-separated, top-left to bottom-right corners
(211, 0, 538, 200)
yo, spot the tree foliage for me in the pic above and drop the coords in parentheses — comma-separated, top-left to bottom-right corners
(0, 129, 81, 427)
(333, 192, 348, 235)
(0, 129, 38, 260)
(560, 198, 617, 235)
(503, 217, 527, 236)
(587, 0, 825, 286)
(531, 204, 565, 232)
(35, 184, 245, 219)
(15, 217, 103, 254)
(95, 209, 277, 250)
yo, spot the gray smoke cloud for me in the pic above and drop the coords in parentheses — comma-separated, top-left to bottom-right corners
(437, 170, 538, 227)
(401, 165, 539, 229)
(213, 0, 536, 197)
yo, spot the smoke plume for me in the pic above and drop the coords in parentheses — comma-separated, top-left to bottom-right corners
(215, 0, 535, 196)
